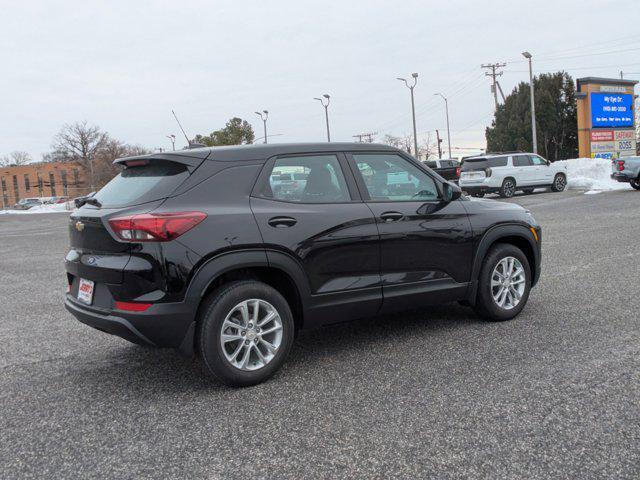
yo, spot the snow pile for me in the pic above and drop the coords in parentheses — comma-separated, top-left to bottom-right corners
(0, 202, 74, 215)
(557, 157, 632, 193)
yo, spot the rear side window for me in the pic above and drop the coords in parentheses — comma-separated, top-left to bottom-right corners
(461, 157, 507, 171)
(261, 155, 350, 203)
(513, 155, 532, 167)
(93, 161, 189, 208)
(424, 161, 437, 168)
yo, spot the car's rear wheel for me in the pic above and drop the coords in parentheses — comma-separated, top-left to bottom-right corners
(499, 178, 516, 198)
(630, 177, 640, 190)
(551, 173, 566, 192)
(474, 243, 531, 321)
(198, 280, 294, 387)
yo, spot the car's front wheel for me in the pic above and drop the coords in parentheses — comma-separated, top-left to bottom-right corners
(474, 243, 531, 321)
(198, 280, 295, 387)
(630, 176, 640, 190)
(551, 173, 567, 192)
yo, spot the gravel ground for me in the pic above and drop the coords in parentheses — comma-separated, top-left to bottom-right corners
(0, 189, 638, 479)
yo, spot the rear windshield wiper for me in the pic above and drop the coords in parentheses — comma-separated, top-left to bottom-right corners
(75, 195, 101, 208)
(84, 197, 102, 208)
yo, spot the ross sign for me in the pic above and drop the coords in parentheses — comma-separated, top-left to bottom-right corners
(616, 138, 636, 157)
(590, 92, 634, 128)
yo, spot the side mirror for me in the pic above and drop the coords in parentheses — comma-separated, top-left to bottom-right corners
(442, 182, 462, 202)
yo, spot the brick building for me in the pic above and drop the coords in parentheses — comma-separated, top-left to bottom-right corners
(0, 161, 88, 208)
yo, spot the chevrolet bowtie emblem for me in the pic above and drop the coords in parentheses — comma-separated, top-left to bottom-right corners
(75, 221, 85, 232)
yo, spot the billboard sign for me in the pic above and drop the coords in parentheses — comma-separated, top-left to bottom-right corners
(590, 92, 634, 128)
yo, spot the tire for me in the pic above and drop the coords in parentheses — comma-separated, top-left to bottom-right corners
(522, 188, 534, 194)
(551, 173, 566, 192)
(630, 177, 640, 190)
(499, 178, 516, 198)
(198, 280, 295, 387)
(473, 243, 532, 322)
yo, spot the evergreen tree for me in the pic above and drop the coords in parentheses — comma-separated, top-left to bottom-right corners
(195, 117, 255, 146)
(486, 72, 578, 161)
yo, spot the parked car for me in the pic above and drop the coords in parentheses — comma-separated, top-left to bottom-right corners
(64, 143, 541, 387)
(269, 172, 307, 199)
(611, 157, 640, 190)
(459, 153, 567, 198)
(423, 159, 460, 182)
(13, 198, 44, 210)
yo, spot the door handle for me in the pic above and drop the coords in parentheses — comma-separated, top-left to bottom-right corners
(268, 216, 297, 228)
(380, 211, 404, 222)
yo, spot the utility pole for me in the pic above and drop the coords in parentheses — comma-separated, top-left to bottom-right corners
(314, 95, 331, 141)
(435, 93, 452, 159)
(522, 51, 538, 154)
(254, 110, 269, 144)
(481, 63, 506, 110)
(353, 132, 377, 143)
(435, 130, 443, 159)
(397, 73, 419, 159)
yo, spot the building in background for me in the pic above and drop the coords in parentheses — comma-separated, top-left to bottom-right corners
(0, 161, 88, 208)
(576, 77, 638, 159)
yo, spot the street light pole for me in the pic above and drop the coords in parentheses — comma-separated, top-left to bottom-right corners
(435, 93, 452, 159)
(166, 134, 176, 151)
(397, 73, 419, 158)
(314, 95, 331, 142)
(255, 110, 269, 144)
(522, 51, 538, 154)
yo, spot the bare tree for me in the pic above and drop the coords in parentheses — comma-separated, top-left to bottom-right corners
(51, 121, 109, 189)
(92, 139, 149, 188)
(0, 151, 32, 166)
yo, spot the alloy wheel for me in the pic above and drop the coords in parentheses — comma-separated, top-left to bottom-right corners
(555, 175, 566, 191)
(220, 299, 283, 371)
(491, 256, 526, 310)
(503, 181, 515, 197)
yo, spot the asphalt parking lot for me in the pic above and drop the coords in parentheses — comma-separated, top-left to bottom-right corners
(1, 189, 639, 479)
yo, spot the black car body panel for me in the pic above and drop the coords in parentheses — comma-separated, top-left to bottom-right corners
(64, 143, 542, 354)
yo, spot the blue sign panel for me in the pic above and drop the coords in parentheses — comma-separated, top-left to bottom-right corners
(591, 92, 634, 128)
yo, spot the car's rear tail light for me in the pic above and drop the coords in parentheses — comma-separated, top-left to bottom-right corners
(485, 168, 492, 177)
(456, 166, 461, 177)
(108, 211, 206, 242)
(114, 301, 152, 312)
(617, 161, 625, 172)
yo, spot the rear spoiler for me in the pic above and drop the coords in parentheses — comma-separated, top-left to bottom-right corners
(114, 150, 211, 169)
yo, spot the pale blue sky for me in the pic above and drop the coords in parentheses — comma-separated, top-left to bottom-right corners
(1, 0, 638, 159)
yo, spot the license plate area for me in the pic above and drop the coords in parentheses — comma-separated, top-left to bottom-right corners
(77, 278, 95, 305)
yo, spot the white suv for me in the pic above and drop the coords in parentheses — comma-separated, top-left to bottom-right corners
(458, 153, 567, 198)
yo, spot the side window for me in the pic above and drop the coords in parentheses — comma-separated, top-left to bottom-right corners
(488, 157, 508, 168)
(513, 155, 532, 167)
(352, 153, 439, 202)
(261, 155, 350, 203)
(530, 155, 547, 166)
(424, 161, 437, 168)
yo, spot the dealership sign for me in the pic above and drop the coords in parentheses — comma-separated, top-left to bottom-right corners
(590, 92, 634, 128)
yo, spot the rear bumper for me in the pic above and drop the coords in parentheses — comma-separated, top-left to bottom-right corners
(65, 296, 195, 353)
(610, 173, 631, 183)
(460, 185, 498, 194)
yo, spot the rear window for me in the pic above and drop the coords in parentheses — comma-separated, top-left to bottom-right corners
(461, 157, 508, 171)
(93, 161, 189, 208)
(424, 161, 437, 168)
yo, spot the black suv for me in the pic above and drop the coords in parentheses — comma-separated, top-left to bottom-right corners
(65, 143, 541, 387)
